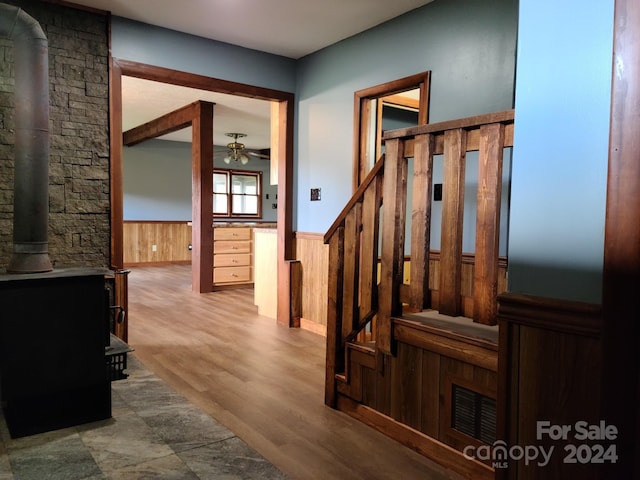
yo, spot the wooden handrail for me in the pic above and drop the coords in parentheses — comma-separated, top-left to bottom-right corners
(383, 109, 514, 140)
(324, 155, 385, 243)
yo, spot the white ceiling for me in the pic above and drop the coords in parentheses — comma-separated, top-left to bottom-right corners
(121, 76, 272, 150)
(71, 0, 434, 59)
(70, 0, 435, 150)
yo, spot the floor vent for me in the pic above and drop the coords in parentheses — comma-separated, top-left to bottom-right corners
(451, 384, 496, 444)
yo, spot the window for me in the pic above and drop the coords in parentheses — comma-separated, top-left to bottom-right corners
(213, 169, 262, 218)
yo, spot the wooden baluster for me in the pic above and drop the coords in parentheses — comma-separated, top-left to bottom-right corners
(378, 138, 407, 355)
(439, 128, 467, 317)
(325, 226, 345, 407)
(359, 174, 383, 321)
(409, 133, 434, 311)
(474, 123, 505, 325)
(342, 204, 362, 339)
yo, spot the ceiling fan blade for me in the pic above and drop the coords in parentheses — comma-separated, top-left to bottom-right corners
(247, 147, 270, 159)
(248, 151, 270, 160)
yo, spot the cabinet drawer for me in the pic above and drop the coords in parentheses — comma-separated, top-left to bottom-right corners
(214, 253, 251, 267)
(213, 266, 252, 284)
(214, 228, 251, 241)
(214, 240, 251, 254)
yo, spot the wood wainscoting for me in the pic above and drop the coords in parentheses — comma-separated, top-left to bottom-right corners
(292, 230, 507, 337)
(294, 232, 330, 335)
(123, 221, 192, 265)
(497, 293, 603, 480)
(337, 314, 498, 480)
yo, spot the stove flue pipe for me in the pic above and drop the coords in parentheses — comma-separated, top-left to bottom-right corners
(1, 3, 52, 273)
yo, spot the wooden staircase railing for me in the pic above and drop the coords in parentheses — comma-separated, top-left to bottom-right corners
(324, 109, 514, 406)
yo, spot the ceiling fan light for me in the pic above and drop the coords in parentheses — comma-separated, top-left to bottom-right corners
(223, 155, 232, 164)
(240, 154, 249, 165)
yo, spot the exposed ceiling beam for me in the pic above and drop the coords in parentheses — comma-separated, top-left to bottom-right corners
(122, 100, 213, 146)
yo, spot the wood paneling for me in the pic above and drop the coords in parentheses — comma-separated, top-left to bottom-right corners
(294, 233, 329, 329)
(341, 315, 497, 480)
(292, 237, 506, 332)
(497, 293, 603, 480)
(123, 221, 192, 265)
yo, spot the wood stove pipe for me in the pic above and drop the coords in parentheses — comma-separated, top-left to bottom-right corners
(0, 3, 53, 273)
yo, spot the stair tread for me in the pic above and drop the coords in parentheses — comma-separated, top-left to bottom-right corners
(345, 341, 375, 354)
(399, 310, 499, 347)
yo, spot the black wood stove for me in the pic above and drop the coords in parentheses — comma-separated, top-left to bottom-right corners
(0, 268, 113, 438)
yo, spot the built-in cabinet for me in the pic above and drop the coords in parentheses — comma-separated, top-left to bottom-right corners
(213, 226, 253, 287)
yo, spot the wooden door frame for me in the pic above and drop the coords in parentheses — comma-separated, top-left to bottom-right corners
(352, 72, 430, 190)
(601, 0, 640, 477)
(109, 59, 295, 324)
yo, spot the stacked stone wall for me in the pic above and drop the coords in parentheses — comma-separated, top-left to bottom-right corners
(0, 0, 110, 269)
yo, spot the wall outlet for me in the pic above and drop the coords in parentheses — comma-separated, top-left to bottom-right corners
(152, 244, 157, 252)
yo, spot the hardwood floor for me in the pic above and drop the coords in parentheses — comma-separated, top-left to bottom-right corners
(127, 265, 463, 480)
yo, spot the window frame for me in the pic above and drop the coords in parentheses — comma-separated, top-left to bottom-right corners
(213, 168, 262, 219)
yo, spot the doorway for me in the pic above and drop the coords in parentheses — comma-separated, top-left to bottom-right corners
(109, 59, 295, 330)
(353, 72, 431, 190)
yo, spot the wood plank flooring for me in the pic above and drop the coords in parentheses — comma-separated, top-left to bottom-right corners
(126, 264, 463, 480)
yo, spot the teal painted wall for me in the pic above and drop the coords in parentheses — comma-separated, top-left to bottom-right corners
(508, 0, 614, 302)
(111, 18, 296, 92)
(295, 0, 518, 233)
(123, 140, 277, 222)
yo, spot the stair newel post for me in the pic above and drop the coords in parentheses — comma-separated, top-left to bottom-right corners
(378, 138, 407, 355)
(325, 226, 345, 407)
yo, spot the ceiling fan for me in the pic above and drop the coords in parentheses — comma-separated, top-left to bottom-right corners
(221, 132, 270, 165)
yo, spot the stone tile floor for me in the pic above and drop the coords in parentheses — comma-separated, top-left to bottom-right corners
(0, 355, 287, 480)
